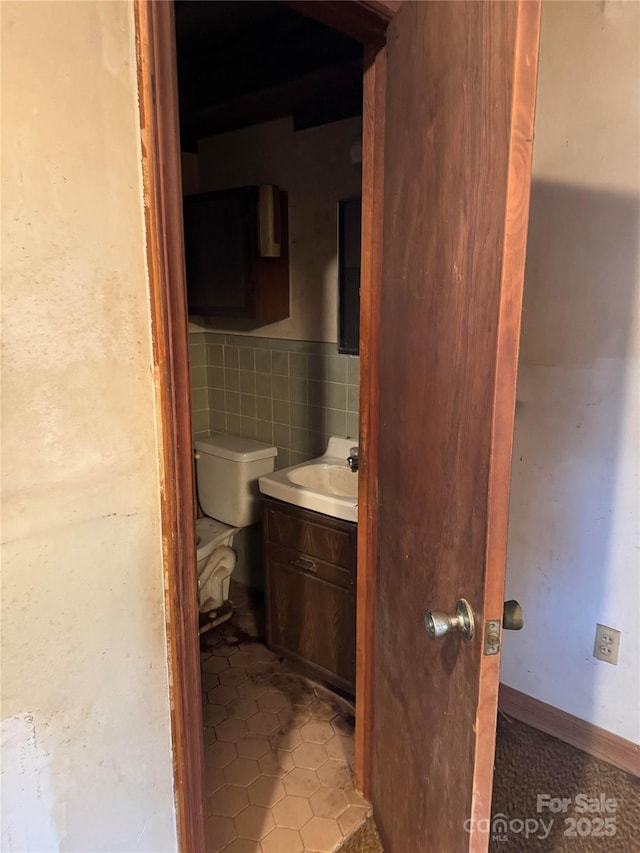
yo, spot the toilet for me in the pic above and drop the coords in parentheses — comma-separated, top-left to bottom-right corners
(194, 433, 277, 622)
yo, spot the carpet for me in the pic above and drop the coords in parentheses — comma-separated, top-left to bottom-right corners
(336, 715, 639, 852)
(489, 713, 639, 852)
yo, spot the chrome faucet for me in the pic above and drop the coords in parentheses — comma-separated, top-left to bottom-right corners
(347, 447, 359, 472)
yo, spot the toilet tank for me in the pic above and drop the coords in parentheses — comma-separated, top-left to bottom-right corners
(194, 433, 277, 527)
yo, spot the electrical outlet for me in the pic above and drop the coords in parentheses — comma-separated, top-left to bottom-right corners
(593, 624, 621, 665)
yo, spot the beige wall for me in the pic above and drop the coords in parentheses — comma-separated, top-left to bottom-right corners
(191, 116, 363, 343)
(1, 2, 177, 849)
(502, 0, 640, 744)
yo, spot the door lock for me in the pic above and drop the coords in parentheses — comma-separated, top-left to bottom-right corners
(424, 598, 475, 642)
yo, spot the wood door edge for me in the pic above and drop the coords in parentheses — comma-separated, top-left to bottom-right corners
(135, 3, 205, 851)
(499, 684, 640, 778)
(283, 0, 399, 44)
(469, 3, 542, 851)
(355, 42, 387, 797)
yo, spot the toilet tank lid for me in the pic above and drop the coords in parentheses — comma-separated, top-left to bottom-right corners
(195, 433, 278, 463)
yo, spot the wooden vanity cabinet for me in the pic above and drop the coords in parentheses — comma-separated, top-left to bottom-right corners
(263, 497, 357, 696)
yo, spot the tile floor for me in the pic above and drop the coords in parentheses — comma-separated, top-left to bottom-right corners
(201, 582, 370, 853)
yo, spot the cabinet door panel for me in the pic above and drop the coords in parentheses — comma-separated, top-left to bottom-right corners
(268, 562, 356, 692)
(183, 187, 256, 316)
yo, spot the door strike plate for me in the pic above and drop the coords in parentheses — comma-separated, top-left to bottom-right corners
(484, 620, 501, 655)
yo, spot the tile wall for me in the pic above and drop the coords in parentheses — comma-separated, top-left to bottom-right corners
(189, 333, 359, 469)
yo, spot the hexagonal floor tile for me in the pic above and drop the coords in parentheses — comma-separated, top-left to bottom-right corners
(324, 734, 355, 764)
(281, 706, 312, 730)
(246, 660, 275, 677)
(224, 757, 260, 787)
(201, 671, 220, 692)
(291, 741, 328, 771)
(220, 838, 259, 853)
(207, 741, 237, 769)
(204, 814, 235, 853)
(258, 749, 295, 779)
(317, 759, 351, 789)
(308, 699, 337, 721)
(236, 680, 270, 701)
(226, 697, 259, 721)
(216, 718, 249, 744)
(270, 727, 302, 753)
(227, 651, 254, 670)
(338, 804, 369, 836)
(211, 642, 241, 658)
(209, 784, 249, 818)
(247, 775, 285, 808)
(235, 734, 271, 760)
(282, 767, 321, 798)
(208, 684, 238, 706)
(234, 804, 275, 841)
(300, 720, 334, 745)
(202, 703, 227, 728)
(242, 642, 278, 662)
(300, 816, 342, 852)
(257, 692, 290, 714)
(331, 714, 355, 737)
(246, 711, 280, 736)
(219, 667, 249, 687)
(202, 655, 230, 675)
(344, 786, 368, 808)
(309, 786, 349, 819)
(260, 826, 304, 853)
(205, 764, 226, 797)
(272, 795, 313, 830)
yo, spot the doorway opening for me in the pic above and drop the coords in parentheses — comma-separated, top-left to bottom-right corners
(169, 2, 382, 850)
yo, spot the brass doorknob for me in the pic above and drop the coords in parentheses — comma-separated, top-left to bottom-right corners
(424, 598, 475, 642)
(503, 599, 524, 630)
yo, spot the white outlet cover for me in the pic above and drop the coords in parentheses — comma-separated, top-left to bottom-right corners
(593, 623, 621, 665)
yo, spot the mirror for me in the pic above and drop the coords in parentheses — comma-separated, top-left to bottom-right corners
(337, 197, 362, 355)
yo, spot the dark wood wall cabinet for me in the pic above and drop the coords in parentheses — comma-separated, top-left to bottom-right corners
(183, 186, 290, 320)
(263, 498, 357, 696)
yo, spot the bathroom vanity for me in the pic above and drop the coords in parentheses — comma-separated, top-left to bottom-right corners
(263, 497, 356, 696)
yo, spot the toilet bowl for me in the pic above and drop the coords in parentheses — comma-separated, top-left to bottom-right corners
(196, 517, 239, 610)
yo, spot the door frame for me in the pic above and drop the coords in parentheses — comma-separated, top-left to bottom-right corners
(134, 1, 394, 849)
(135, 3, 205, 850)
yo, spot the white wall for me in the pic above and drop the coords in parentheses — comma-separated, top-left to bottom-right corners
(502, 0, 640, 745)
(1, 2, 177, 849)
(192, 116, 363, 343)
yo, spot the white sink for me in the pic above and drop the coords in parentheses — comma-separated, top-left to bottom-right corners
(258, 436, 358, 522)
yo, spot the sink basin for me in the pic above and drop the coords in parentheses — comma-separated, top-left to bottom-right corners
(258, 436, 358, 522)
(287, 463, 358, 498)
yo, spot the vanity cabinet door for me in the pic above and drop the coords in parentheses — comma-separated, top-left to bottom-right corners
(263, 498, 357, 696)
(268, 558, 356, 694)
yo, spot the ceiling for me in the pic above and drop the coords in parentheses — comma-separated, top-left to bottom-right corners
(174, 1, 363, 151)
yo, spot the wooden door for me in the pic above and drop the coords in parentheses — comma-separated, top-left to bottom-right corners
(368, 2, 541, 851)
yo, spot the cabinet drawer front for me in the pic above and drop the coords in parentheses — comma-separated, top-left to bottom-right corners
(265, 503, 355, 568)
(267, 562, 355, 689)
(266, 542, 352, 590)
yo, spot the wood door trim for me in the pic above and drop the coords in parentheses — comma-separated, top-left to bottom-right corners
(135, 3, 205, 851)
(355, 42, 386, 796)
(283, 0, 398, 44)
(469, 3, 542, 849)
(500, 685, 640, 778)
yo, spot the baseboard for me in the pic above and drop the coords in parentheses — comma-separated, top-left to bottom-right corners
(499, 684, 640, 778)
